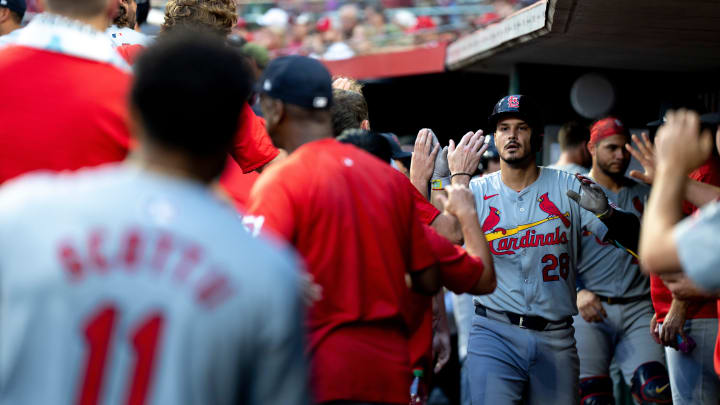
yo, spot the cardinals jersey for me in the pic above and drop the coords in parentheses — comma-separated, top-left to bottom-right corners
(469, 167, 607, 321)
(576, 178, 650, 298)
(106, 26, 151, 48)
(0, 165, 309, 405)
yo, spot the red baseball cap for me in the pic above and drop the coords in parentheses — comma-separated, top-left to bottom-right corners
(590, 117, 628, 145)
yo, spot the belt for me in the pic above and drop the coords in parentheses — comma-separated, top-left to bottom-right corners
(595, 294, 650, 305)
(475, 304, 572, 331)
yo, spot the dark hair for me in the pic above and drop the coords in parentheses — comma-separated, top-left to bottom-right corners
(558, 121, 590, 150)
(131, 31, 253, 155)
(45, 0, 107, 17)
(8, 9, 22, 24)
(337, 129, 392, 163)
(331, 89, 369, 137)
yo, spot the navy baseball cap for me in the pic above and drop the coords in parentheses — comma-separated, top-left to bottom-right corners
(378, 132, 412, 160)
(0, 0, 26, 19)
(258, 55, 333, 110)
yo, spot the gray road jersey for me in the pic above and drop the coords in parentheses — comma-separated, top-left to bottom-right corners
(470, 168, 608, 321)
(577, 178, 650, 298)
(0, 165, 309, 405)
(675, 200, 720, 291)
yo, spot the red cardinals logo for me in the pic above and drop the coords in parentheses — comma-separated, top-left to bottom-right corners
(537, 193, 571, 228)
(508, 96, 520, 108)
(482, 207, 506, 234)
(632, 196, 644, 214)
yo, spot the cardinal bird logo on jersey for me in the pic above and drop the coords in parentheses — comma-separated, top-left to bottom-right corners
(482, 207, 505, 234)
(537, 193, 571, 228)
(632, 196, 644, 214)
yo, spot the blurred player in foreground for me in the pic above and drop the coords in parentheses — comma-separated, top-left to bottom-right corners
(637, 109, 720, 404)
(0, 32, 309, 405)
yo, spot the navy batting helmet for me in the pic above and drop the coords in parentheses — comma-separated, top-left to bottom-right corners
(488, 95, 544, 151)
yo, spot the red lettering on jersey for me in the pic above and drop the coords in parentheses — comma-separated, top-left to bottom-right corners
(489, 227, 569, 255)
(195, 270, 235, 309)
(120, 230, 143, 270)
(150, 233, 173, 272)
(173, 245, 202, 282)
(88, 229, 108, 272)
(60, 242, 84, 280)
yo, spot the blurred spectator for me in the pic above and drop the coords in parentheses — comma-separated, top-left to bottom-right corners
(0, 0, 24, 37)
(108, 0, 151, 48)
(162, 0, 238, 37)
(338, 3, 359, 39)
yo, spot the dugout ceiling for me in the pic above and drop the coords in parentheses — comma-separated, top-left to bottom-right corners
(448, 0, 720, 73)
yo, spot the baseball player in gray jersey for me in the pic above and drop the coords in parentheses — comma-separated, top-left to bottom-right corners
(449, 95, 641, 404)
(0, 33, 309, 405)
(573, 118, 669, 405)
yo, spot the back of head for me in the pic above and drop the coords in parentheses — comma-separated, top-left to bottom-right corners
(131, 30, 252, 156)
(331, 89, 369, 137)
(45, 0, 108, 18)
(558, 121, 590, 150)
(337, 129, 392, 163)
(162, 0, 238, 37)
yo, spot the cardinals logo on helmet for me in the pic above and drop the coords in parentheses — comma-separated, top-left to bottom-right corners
(508, 96, 520, 108)
(537, 193, 571, 227)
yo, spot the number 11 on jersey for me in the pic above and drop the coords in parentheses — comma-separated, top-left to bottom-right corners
(77, 304, 165, 405)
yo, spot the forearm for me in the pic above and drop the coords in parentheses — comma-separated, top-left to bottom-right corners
(685, 178, 720, 208)
(640, 165, 686, 273)
(411, 174, 430, 200)
(430, 189, 447, 211)
(431, 213, 463, 245)
(458, 212, 495, 293)
(450, 174, 471, 187)
(668, 298, 690, 316)
(600, 208, 640, 252)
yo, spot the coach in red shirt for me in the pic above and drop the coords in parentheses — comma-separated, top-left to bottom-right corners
(0, 0, 133, 184)
(248, 56, 489, 404)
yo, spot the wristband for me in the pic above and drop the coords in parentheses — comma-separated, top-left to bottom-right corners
(595, 206, 613, 220)
(450, 173, 473, 181)
(431, 177, 450, 191)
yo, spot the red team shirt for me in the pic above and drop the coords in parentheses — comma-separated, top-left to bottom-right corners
(651, 156, 720, 322)
(0, 46, 132, 184)
(248, 139, 439, 404)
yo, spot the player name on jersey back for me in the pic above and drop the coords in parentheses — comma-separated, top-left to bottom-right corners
(58, 226, 234, 309)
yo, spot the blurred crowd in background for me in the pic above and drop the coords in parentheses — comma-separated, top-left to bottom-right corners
(235, 0, 540, 59)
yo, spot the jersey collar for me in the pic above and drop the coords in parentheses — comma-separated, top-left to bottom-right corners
(13, 13, 131, 72)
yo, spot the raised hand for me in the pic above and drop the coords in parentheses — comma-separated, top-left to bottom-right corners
(447, 130, 488, 185)
(435, 184, 478, 221)
(655, 109, 714, 175)
(626, 132, 656, 184)
(567, 174, 610, 215)
(410, 128, 441, 195)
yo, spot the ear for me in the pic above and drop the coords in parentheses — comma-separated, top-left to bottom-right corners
(360, 120, 370, 130)
(587, 141, 596, 156)
(0, 7, 10, 24)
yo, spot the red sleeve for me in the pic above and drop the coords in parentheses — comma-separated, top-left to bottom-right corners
(230, 103, 280, 173)
(116, 44, 145, 65)
(407, 192, 438, 273)
(423, 225, 484, 294)
(247, 166, 296, 241)
(410, 183, 440, 225)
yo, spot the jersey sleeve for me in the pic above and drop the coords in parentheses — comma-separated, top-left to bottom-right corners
(571, 176, 609, 241)
(409, 181, 440, 225)
(673, 201, 720, 291)
(406, 188, 438, 273)
(423, 224, 484, 294)
(230, 103, 280, 174)
(248, 253, 311, 405)
(247, 167, 296, 241)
